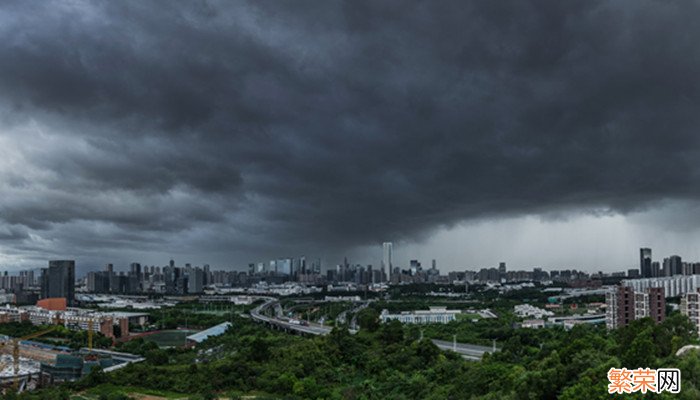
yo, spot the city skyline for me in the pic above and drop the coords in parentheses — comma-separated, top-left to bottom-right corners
(5, 242, 700, 279)
(2, 2, 700, 271)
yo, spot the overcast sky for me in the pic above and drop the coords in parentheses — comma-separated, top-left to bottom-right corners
(1, 0, 700, 274)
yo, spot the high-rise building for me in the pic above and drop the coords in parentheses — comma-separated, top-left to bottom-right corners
(640, 248, 652, 278)
(382, 242, 393, 278)
(669, 255, 683, 276)
(498, 262, 507, 279)
(606, 285, 665, 329)
(188, 268, 204, 293)
(681, 289, 700, 335)
(409, 260, 421, 275)
(40, 260, 76, 306)
(130, 263, 142, 277)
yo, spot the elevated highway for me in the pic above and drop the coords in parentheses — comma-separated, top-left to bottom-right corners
(250, 298, 333, 336)
(250, 297, 496, 360)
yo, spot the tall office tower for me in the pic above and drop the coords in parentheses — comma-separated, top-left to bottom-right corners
(203, 264, 210, 285)
(291, 258, 300, 277)
(669, 255, 683, 276)
(105, 263, 114, 274)
(640, 248, 652, 278)
(248, 263, 255, 275)
(663, 257, 671, 277)
(606, 285, 666, 329)
(498, 262, 506, 277)
(300, 256, 307, 274)
(169, 259, 175, 268)
(683, 262, 693, 276)
(277, 258, 292, 276)
(382, 242, 393, 278)
(651, 261, 661, 278)
(163, 266, 174, 294)
(188, 268, 204, 293)
(130, 262, 141, 277)
(86, 272, 96, 292)
(40, 260, 76, 306)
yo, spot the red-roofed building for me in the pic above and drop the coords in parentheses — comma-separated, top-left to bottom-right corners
(37, 297, 67, 311)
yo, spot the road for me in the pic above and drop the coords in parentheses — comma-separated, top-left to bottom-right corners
(431, 339, 497, 361)
(337, 301, 370, 328)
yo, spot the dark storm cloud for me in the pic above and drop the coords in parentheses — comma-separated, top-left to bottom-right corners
(0, 0, 700, 267)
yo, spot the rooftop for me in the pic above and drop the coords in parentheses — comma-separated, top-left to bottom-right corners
(186, 322, 232, 343)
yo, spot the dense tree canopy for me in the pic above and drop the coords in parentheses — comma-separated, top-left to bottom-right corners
(13, 310, 700, 399)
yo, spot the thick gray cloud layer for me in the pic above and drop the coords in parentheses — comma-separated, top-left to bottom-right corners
(0, 0, 699, 270)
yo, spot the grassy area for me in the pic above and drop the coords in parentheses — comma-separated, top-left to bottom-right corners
(75, 384, 281, 399)
(143, 330, 198, 348)
(190, 310, 234, 316)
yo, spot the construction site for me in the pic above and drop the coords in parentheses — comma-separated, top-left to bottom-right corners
(0, 328, 145, 394)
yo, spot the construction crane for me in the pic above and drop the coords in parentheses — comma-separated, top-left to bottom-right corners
(0, 326, 57, 392)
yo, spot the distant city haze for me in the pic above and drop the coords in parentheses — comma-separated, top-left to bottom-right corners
(1, 2, 700, 272)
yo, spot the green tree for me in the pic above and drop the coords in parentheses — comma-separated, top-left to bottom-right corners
(356, 308, 380, 332)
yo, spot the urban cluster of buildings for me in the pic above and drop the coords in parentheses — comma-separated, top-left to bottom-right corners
(603, 247, 700, 334)
(0, 243, 638, 304)
(86, 260, 222, 295)
(0, 299, 147, 339)
(637, 248, 700, 278)
(445, 265, 593, 285)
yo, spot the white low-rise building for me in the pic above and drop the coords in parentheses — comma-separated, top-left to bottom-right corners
(380, 307, 461, 324)
(521, 319, 545, 329)
(514, 304, 554, 319)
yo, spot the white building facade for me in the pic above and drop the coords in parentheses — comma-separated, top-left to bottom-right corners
(380, 307, 460, 324)
(622, 275, 700, 298)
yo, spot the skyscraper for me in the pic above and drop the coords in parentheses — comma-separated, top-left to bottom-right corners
(188, 267, 204, 293)
(669, 255, 683, 276)
(40, 260, 76, 306)
(640, 248, 652, 278)
(130, 262, 142, 277)
(651, 261, 661, 278)
(382, 242, 393, 278)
